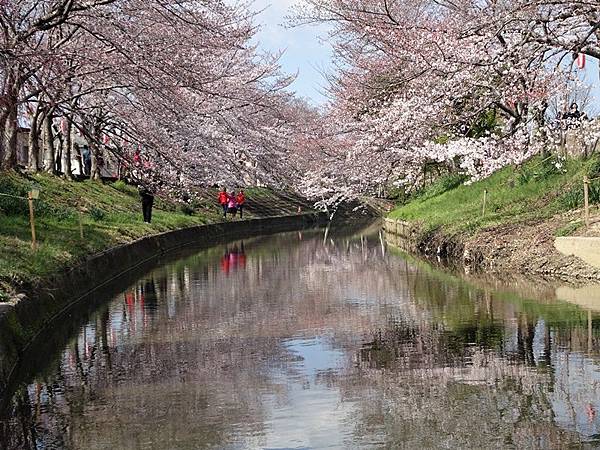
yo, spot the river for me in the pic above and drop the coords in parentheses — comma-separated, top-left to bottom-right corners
(2, 222, 600, 449)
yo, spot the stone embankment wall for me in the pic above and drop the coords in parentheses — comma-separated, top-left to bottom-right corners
(383, 218, 457, 257)
(0, 213, 325, 399)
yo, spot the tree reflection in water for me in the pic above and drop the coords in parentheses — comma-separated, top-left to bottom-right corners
(1, 224, 600, 449)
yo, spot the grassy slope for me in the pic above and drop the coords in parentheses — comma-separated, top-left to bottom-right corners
(0, 172, 311, 299)
(389, 155, 600, 236)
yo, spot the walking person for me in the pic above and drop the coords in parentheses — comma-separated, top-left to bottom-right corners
(236, 190, 246, 219)
(218, 187, 229, 218)
(227, 191, 238, 218)
(139, 184, 155, 223)
(82, 146, 91, 175)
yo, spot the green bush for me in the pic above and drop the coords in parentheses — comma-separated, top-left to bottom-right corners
(586, 156, 600, 178)
(592, 182, 600, 205)
(517, 167, 533, 186)
(559, 180, 600, 209)
(51, 206, 76, 221)
(111, 179, 138, 197)
(560, 186, 583, 209)
(416, 173, 468, 201)
(555, 221, 583, 237)
(89, 206, 106, 221)
(112, 180, 128, 191)
(518, 156, 566, 186)
(179, 203, 195, 216)
(0, 177, 29, 216)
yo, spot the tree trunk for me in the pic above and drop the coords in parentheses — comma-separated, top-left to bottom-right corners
(74, 143, 83, 176)
(1, 96, 19, 170)
(42, 113, 55, 173)
(62, 119, 73, 179)
(0, 110, 8, 166)
(28, 108, 41, 171)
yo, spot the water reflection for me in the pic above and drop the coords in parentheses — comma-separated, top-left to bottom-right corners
(221, 243, 247, 276)
(2, 223, 600, 449)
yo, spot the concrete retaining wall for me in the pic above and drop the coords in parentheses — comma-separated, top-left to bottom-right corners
(555, 236, 600, 269)
(383, 218, 420, 250)
(0, 213, 325, 399)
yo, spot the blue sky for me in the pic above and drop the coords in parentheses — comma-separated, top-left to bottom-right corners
(249, 1, 600, 113)
(250, 0, 333, 106)
(579, 61, 600, 115)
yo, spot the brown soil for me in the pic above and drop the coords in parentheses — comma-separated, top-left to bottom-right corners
(415, 210, 600, 282)
(465, 213, 600, 281)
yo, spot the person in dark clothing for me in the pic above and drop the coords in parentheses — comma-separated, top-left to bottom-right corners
(563, 102, 588, 128)
(82, 146, 91, 175)
(139, 185, 155, 223)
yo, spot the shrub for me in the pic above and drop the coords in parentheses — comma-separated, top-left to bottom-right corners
(560, 186, 583, 209)
(112, 180, 128, 191)
(89, 206, 106, 221)
(417, 173, 468, 200)
(519, 156, 566, 185)
(516, 167, 533, 186)
(586, 156, 600, 179)
(179, 203, 195, 216)
(591, 182, 600, 205)
(0, 178, 29, 216)
(555, 221, 583, 237)
(112, 179, 138, 196)
(559, 180, 600, 209)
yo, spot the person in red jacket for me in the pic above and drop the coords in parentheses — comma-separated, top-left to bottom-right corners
(236, 190, 246, 218)
(218, 187, 229, 218)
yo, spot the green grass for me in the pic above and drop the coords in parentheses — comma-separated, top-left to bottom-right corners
(555, 220, 584, 237)
(0, 172, 309, 299)
(388, 155, 600, 236)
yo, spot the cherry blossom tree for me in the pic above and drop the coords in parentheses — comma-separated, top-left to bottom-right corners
(2, 0, 312, 199)
(293, 0, 599, 201)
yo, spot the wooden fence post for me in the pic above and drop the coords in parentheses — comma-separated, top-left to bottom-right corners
(482, 189, 488, 217)
(78, 204, 84, 239)
(28, 192, 37, 250)
(584, 176, 590, 228)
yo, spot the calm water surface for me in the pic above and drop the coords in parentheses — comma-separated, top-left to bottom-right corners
(3, 223, 600, 449)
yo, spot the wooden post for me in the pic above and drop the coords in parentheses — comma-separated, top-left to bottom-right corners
(28, 192, 37, 250)
(584, 176, 590, 228)
(482, 189, 488, 217)
(78, 204, 84, 239)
